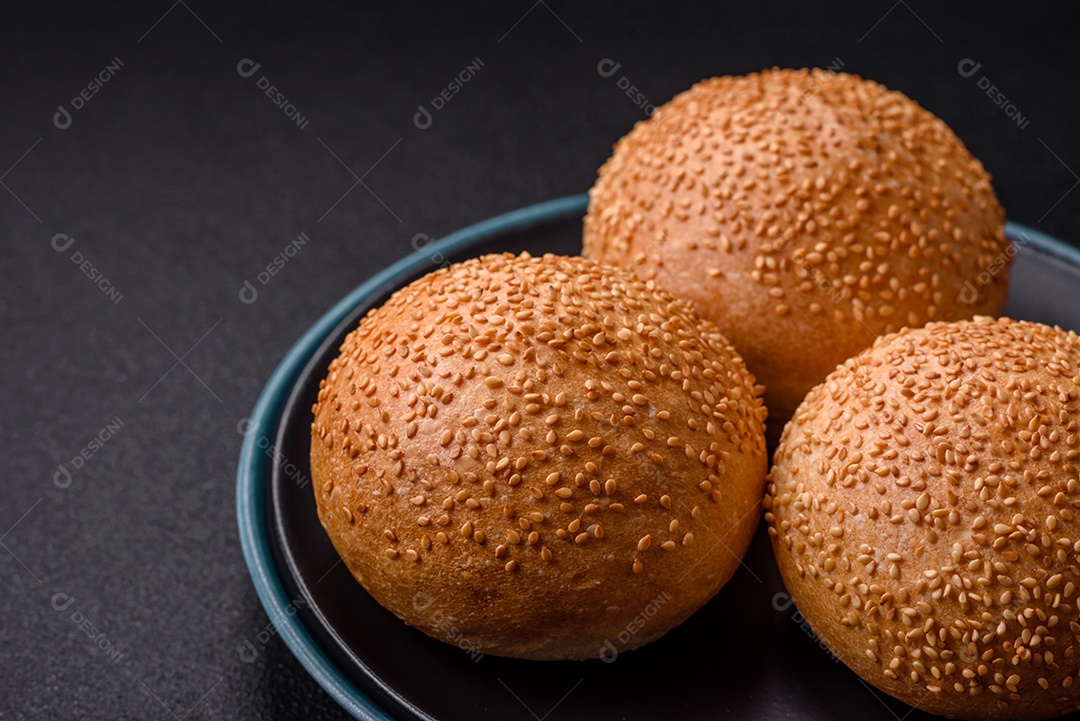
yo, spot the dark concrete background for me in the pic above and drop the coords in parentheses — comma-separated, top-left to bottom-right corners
(2, 2, 1077, 718)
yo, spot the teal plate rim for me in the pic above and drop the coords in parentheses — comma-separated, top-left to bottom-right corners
(236, 192, 1079, 721)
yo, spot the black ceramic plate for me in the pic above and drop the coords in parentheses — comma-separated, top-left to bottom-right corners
(238, 194, 1080, 721)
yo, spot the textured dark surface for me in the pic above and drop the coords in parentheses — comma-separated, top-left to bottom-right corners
(1, 2, 1078, 719)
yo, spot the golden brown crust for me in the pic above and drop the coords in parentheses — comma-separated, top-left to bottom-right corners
(583, 68, 1010, 423)
(311, 252, 768, 660)
(766, 317, 1080, 719)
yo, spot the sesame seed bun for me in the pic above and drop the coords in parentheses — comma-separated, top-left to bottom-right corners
(582, 68, 1010, 429)
(311, 252, 768, 660)
(766, 317, 1080, 719)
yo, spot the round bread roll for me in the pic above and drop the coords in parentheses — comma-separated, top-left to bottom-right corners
(311, 252, 768, 661)
(766, 317, 1080, 719)
(583, 68, 1010, 426)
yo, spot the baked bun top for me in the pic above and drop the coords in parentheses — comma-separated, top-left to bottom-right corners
(311, 251, 768, 660)
(583, 68, 1009, 419)
(767, 317, 1080, 719)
